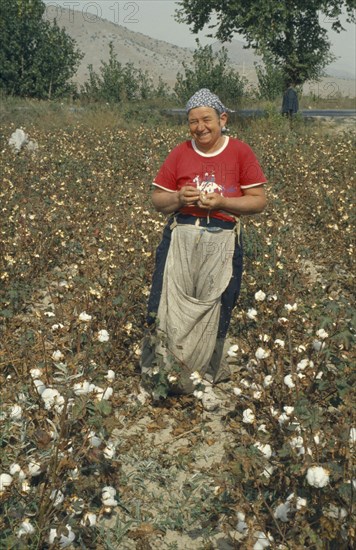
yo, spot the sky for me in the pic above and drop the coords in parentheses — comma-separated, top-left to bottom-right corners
(44, 0, 356, 76)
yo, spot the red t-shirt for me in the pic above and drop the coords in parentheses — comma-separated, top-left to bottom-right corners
(153, 136, 267, 221)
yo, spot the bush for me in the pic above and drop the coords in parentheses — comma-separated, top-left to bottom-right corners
(81, 42, 171, 103)
(174, 41, 247, 109)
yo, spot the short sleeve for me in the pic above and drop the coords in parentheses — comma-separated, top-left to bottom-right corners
(153, 145, 181, 192)
(239, 142, 267, 189)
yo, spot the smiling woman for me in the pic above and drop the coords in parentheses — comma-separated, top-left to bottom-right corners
(140, 88, 267, 408)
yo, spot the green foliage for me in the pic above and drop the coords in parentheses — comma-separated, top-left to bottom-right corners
(81, 42, 171, 103)
(174, 41, 246, 107)
(176, 0, 356, 86)
(0, 0, 82, 99)
(254, 55, 285, 101)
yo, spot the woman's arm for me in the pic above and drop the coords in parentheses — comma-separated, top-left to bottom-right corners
(152, 186, 200, 215)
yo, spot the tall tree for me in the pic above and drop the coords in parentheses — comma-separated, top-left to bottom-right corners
(174, 41, 246, 106)
(0, 0, 82, 98)
(176, 1, 356, 85)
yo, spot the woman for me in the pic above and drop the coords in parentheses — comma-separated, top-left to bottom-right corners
(141, 89, 267, 405)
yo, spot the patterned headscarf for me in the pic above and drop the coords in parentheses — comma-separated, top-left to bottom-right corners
(185, 88, 229, 114)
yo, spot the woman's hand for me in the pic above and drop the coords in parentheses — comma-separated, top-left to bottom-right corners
(178, 185, 200, 207)
(197, 192, 225, 210)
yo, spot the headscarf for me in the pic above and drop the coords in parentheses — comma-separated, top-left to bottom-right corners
(185, 88, 229, 114)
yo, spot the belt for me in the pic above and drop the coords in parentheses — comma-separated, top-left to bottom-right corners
(174, 214, 236, 230)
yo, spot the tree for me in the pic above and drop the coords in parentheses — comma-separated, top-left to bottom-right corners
(255, 55, 285, 101)
(174, 41, 246, 106)
(176, 1, 356, 86)
(0, 0, 82, 98)
(81, 42, 171, 103)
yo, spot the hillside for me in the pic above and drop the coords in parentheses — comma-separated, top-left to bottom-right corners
(44, 5, 355, 97)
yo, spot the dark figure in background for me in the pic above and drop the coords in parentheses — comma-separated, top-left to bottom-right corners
(282, 83, 299, 117)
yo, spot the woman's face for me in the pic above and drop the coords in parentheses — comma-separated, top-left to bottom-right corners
(188, 107, 227, 153)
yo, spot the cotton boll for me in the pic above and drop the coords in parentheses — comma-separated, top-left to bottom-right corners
(103, 443, 116, 459)
(247, 308, 258, 320)
(313, 432, 321, 444)
(274, 501, 291, 522)
(88, 432, 102, 448)
(286, 493, 303, 508)
(227, 344, 239, 357)
(255, 290, 266, 301)
(17, 519, 35, 537)
(73, 381, 91, 395)
(48, 528, 57, 544)
(0, 473, 13, 492)
(324, 504, 348, 519)
(59, 525, 75, 548)
(97, 387, 113, 401)
(278, 317, 288, 324)
(9, 405, 22, 420)
(312, 339, 324, 351)
(284, 303, 297, 312)
(297, 358, 314, 371)
(52, 350, 64, 362)
(295, 344, 306, 353)
(105, 370, 115, 381)
(30, 368, 42, 378)
(258, 424, 268, 433)
(41, 388, 63, 410)
(33, 379, 46, 395)
(97, 329, 109, 342)
(254, 442, 272, 459)
(284, 375, 295, 388)
(190, 371, 202, 385)
(262, 465, 274, 479)
(51, 323, 64, 331)
(236, 511, 248, 534)
(316, 328, 328, 339)
(81, 512, 97, 527)
(263, 375, 273, 387)
(233, 387, 242, 396)
(283, 406, 294, 416)
(306, 466, 330, 488)
(289, 436, 304, 449)
(253, 531, 273, 549)
(50, 489, 64, 507)
(102, 486, 118, 507)
(9, 463, 21, 475)
(255, 347, 270, 360)
(278, 413, 290, 425)
(242, 408, 255, 424)
(274, 339, 285, 348)
(28, 462, 42, 477)
(78, 312, 92, 322)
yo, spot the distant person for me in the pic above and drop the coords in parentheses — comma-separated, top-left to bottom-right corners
(282, 83, 299, 117)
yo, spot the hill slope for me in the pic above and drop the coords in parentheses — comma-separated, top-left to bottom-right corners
(44, 5, 355, 97)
